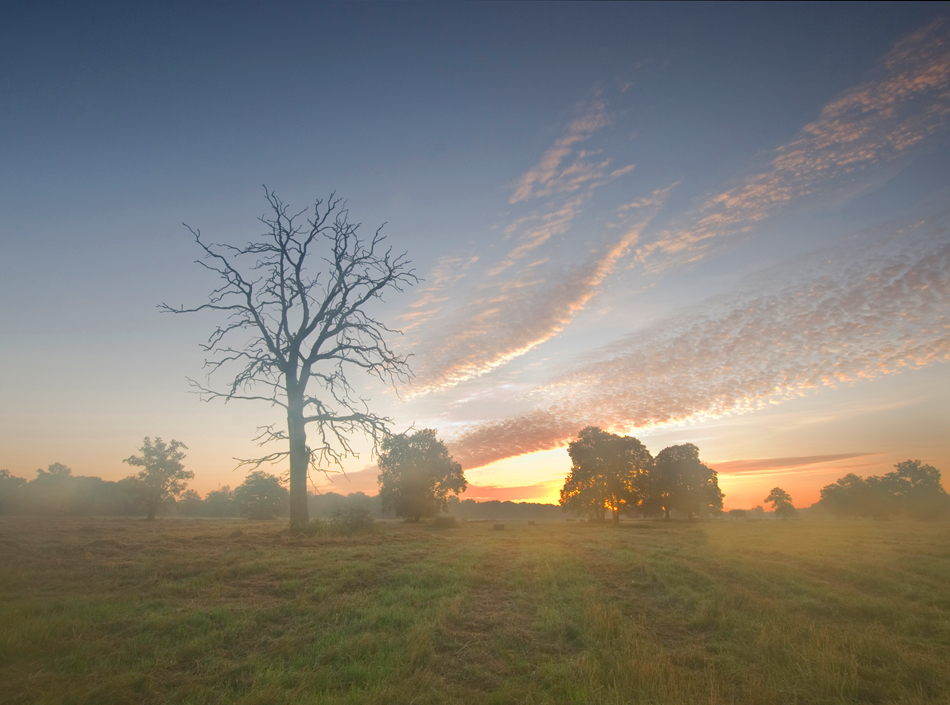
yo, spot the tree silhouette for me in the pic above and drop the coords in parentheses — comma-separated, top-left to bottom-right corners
(649, 444, 723, 520)
(122, 438, 193, 520)
(764, 487, 797, 520)
(559, 427, 652, 523)
(162, 190, 416, 527)
(377, 429, 466, 522)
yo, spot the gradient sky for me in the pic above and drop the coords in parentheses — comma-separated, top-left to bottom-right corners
(3, 2, 949, 510)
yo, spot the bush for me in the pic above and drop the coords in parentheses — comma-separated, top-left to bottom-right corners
(329, 499, 375, 536)
(431, 515, 458, 528)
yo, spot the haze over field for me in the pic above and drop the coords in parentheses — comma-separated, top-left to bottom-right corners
(2, 3, 949, 508)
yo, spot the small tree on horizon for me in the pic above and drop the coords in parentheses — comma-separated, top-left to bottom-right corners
(377, 429, 466, 522)
(234, 471, 288, 519)
(122, 438, 193, 520)
(764, 487, 797, 520)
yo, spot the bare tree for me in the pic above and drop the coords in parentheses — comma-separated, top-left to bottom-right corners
(162, 190, 416, 527)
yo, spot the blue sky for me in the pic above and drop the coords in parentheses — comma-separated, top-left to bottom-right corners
(2, 2, 949, 508)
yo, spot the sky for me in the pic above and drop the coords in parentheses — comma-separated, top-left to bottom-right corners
(2, 2, 949, 510)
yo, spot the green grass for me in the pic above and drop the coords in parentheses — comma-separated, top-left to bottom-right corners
(1, 517, 948, 704)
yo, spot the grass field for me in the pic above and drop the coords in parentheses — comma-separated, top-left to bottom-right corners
(1, 517, 948, 704)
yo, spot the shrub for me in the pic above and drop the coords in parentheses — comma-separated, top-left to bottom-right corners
(329, 499, 375, 536)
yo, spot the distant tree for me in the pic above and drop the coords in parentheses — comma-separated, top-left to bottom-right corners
(203, 485, 238, 517)
(884, 460, 950, 520)
(649, 444, 724, 520)
(821, 461, 950, 520)
(0, 469, 26, 514)
(764, 487, 797, 520)
(177, 489, 204, 516)
(122, 438, 193, 520)
(161, 191, 417, 528)
(377, 429, 466, 522)
(559, 427, 653, 524)
(34, 462, 73, 480)
(818, 473, 870, 518)
(234, 471, 288, 519)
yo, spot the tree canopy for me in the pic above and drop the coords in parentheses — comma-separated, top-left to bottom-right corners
(764, 487, 797, 520)
(818, 460, 949, 520)
(163, 191, 416, 527)
(234, 471, 289, 520)
(377, 429, 466, 522)
(122, 438, 193, 520)
(559, 427, 653, 523)
(649, 443, 724, 520)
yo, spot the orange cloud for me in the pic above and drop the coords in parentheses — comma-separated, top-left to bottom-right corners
(711, 453, 877, 476)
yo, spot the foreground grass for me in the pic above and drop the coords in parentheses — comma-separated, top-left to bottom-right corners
(1, 517, 948, 704)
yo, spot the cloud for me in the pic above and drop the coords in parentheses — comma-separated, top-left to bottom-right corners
(448, 218, 950, 469)
(401, 100, 648, 396)
(636, 21, 950, 269)
(509, 101, 613, 203)
(711, 452, 876, 476)
(407, 189, 669, 396)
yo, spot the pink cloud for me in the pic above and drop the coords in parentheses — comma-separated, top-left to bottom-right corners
(449, 219, 950, 468)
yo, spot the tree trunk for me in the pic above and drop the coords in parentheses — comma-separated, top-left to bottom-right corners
(287, 392, 310, 528)
(146, 503, 156, 521)
(664, 507, 671, 520)
(612, 507, 620, 524)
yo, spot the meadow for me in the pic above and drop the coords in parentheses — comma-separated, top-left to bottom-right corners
(1, 517, 948, 704)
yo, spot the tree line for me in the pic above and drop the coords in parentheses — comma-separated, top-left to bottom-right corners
(814, 460, 949, 520)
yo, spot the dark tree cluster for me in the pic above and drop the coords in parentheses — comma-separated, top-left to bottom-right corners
(559, 427, 724, 522)
(816, 460, 950, 520)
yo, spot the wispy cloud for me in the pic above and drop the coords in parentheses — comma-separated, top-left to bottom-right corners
(449, 218, 950, 469)
(404, 100, 643, 395)
(509, 101, 614, 203)
(636, 21, 950, 269)
(712, 452, 876, 476)
(407, 189, 668, 396)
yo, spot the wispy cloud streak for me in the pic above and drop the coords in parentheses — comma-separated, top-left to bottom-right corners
(712, 453, 876, 476)
(637, 21, 950, 268)
(404, 101, 641, 395)
(450, 219, 950, 468)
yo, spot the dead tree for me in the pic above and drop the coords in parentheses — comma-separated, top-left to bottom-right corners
(162, 189, 416, 527)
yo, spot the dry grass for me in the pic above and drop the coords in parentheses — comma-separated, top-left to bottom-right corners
(1, 517, 948, 704)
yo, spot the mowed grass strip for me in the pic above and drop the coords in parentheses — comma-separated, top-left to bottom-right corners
(0, 518, 948, 704)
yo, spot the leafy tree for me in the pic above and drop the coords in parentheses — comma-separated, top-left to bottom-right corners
(377, 429, 466, 522)
(884, 459, 949, 520)
(559, 426, 652, 523)
(649, 444, 724, 520)
(122, 438, 193, 520)
(0, 469, 26, 514)
(177, 489, 204, 516)
(35, 462, 73, 480)
(234, 471, 288, 519)
(203, 485, 238, 517)
(162, 191, 416, 528)
(764, 487, 797, 520)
